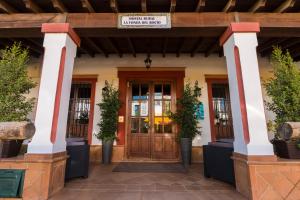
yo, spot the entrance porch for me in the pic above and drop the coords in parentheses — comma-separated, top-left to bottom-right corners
(51, 164, 245, 200)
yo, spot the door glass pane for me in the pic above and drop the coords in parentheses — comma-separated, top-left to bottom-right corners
(131, 118, 139, 133)
(131, 101, 140, 116)
(140, 101, 148, 116)
(140, 118, 149, 133)
(154, 100, 162, 116)
(154, 84, 162, 99)
(163, 101, 171, 116)
(163, 84, 171, 99)
(164, 121, 172, 133)
(132, 84, 139, 100)
(154, 117, 163, 133)
(141, 84, 149, 100)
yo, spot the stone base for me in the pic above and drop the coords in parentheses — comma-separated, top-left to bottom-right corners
(0, 152, 67, 200)
(89, 145, 203, 163)
(232, 152, 300, 200)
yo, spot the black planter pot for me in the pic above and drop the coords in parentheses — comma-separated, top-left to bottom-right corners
(180, 138, 192, 167)
(102, 140, 113, 164)
(272, 139, 300, 159)
(0, 139, 24, 158)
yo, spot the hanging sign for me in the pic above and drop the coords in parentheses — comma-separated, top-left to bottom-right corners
(118, 13, 171, 29)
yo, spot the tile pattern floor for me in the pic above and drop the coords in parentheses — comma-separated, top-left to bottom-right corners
(50, 164, 247, 200)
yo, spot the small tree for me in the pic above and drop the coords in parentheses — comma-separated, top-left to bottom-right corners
(170, 81, 202, 139)
(0, 43, 36, 122)
(96, 81, 121, 142)
(264, 47, 300, 133)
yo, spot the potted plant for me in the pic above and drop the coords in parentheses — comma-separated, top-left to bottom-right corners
(264, 47, 300, 159)
(0, 43, 36, 158)
(95, 81, 121, 164)
(170, 81, 201, 166)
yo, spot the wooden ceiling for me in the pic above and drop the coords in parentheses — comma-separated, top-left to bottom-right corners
(1, 0, 300, 13)
(0, 0, 300, 60)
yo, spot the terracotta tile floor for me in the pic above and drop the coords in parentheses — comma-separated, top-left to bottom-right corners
(50, 164, 246, 200)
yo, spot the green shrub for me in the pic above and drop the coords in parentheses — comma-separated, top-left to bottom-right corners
(96, 81, 121, 142)
(264, 47, 300, 136)
(0, 43, 36, 122)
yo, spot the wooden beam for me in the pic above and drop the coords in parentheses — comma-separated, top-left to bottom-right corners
(81, 0, 95, 13)
(170, 0, 176, 13)
(108, 38, 122, 57)
(205, 40, 219, 57)
(195, 0, 205, 12)
(274, 0, 295, 13)
(146, 38, 151, 57)
(141, 0, 146, 13)
(127, 37, 136, 57)
(222, 0, 236, 12)
(249, 0, 266, 13)
(23, 0, 43, 13)
(162, 37, 168, 57)
(191, 38, 203, 57)
(258, 38, 286, 53)
(110, 0, 118, 13)
(51, 0, 68, 13)
(26, 38, 42, 47)
(80, 46, 95, 57)
(176, 37, 185, 57)
(0, 0, 18, 13)
(84, 37, 108, 57)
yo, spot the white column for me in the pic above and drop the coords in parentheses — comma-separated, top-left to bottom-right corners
(28, 23, 80, 154)
(220, 23, 274, 156)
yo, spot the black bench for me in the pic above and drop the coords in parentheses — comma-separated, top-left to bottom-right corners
(203, 139, 235, 185)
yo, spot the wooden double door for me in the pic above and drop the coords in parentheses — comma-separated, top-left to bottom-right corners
(127, 80, 178, 160)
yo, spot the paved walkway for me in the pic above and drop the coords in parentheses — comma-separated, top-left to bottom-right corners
(51, 164, 246, 200)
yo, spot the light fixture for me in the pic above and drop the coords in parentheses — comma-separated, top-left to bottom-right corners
(144, 55, 152, 69)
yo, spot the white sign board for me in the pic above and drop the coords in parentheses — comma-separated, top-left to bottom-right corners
(118, 13, 171, 29)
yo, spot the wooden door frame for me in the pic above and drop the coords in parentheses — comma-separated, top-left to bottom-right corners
(205, 75, 228, 142)
(72, 75, 97, 144)
(118, 70, 185, 160)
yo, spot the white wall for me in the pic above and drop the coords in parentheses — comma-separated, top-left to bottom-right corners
(26, 53, 285, 146)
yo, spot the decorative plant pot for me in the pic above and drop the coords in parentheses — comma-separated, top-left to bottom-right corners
(180, 138, 192, 167)
(272, 139, 300, 159)
(102, 140, 113, 164)
(0, 139, 24, 158)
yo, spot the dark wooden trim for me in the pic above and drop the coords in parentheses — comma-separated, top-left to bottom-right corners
(206, 76, 228, 142)
(23, 0, 43, 13)
(51, 0, 68, 13)
(80, 0, 95, 13)
(71, 76, 97, 145)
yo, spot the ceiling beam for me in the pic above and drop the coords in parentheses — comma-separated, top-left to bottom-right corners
(146, 38, 151, 57)
(108, 38, 122, 57)
(81, 0, 95, 13)
(257, 38, 286, 53)
(176, 37, 185, 57)
(274, 0, 295, 13)
(80, 46, 95, 57)
(23, 0, 43, 13)
(127, 38, 136, 57)
(222, 0, 236, 12)
(26, 38, 42, 47)
(84, 37, 108, 57)
(162, 37, 168, 57)
(110, 0, 118, 13)
(249, 0, 266, 13)
(0, 0, 18, 13)
(51, 0, 68, 13)
(191, 38, 203, 57)
(205, 40, 219, 57)
(141, 0, 146, 13)
(260, 38, 290, 56)
(195, 0, 205, 12)
(170, 0, 176, 13)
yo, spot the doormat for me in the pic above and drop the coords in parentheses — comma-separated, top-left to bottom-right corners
(112, 162, 187, 173)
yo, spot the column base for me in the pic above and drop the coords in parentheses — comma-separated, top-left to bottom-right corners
(232, 152, 300, 200)
(0, 152, 67, 200)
